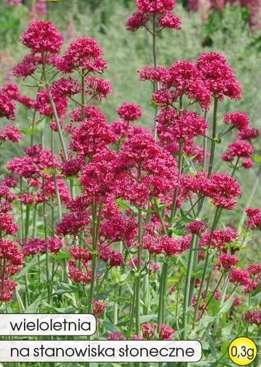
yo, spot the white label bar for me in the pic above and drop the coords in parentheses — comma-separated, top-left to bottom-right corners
(0, 341, 202, 362)
(0, 314, 96, 336)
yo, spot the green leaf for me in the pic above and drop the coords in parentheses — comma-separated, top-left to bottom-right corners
(253, 154, 261, 164)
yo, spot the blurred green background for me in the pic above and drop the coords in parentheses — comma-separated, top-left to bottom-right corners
(0, 0, 260, 255)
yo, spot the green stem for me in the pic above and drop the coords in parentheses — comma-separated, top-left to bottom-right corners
(135, 207, 143, 335)
(182, 235, 198, 339)
(42, 56, 68, 160)
(87, 202, 102, 314)
(42, 181, 51, 304)
(157, 260, 169, 327)
(198, 272, 224, 320)
(152, 14, 158, 140)
(208, 98, 218, 177)
(192, 207, 221, 326)
(170, 141, 184, 223)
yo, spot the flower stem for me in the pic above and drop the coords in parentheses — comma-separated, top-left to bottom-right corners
(88, 202, 102, 314)
(192, 207, 222, 326)
(182, 234, 198, 339)
(152, 14, 158, 139)
(157, 260, 168, 327)
(198, 272, 224, 320)
(135, 207, 143, 335)
(41, 57, 68, 160)
(208, 97, 218, 177)
(170, 141, 184, 222)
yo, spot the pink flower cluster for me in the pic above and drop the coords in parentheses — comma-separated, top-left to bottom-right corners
(0, 240, 23, 301)
(127, 0, 181, 31)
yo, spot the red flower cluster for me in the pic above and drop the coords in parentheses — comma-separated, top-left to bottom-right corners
(141, 322, 175, 340)
(127, 0, 181, 31)
(200, 227, 237, 249)
(117, 102, 142, 122)
(139, 52, 241, 113)
(22, 20, 63, 54)
(246, 208, 261, 230)
(56, 38, 106, 73)
(245, 310, 261, 326)
(0, 240, 23, 301)
(23, 237, 63, 257)
(68, 246, 92, 285)
(0, 125, 21, 143)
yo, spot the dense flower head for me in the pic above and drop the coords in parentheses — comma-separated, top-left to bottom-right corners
(23, 238, 46, 256)
(139, 66, 169, 83)
(229, 268, 250, 286)
(81, 150, 119, 201)
(245, 310, 261, 326)
(22, 237, 62, 257)
(159, 324, 175, 340)
(56, 211, 89, 236)
(126, 11, 149, 31)
(144, 234, 190, 256)
(0, 213, 18, 235)
(7, 145, 59, 179)
(141, 322, 175, 340)
(35, 88, 68, 118)
(70, 118, 116, 157)
(161, 236, 183, 255)
(166, 61, 211, 109)
(47, 236, 63, 253)
(71, 105, 106, 123)
(99, 243, 124, 267)
(245, 208, 261, 230)
(51, 78, 81, 98)
(248, 263, 261, 275)
(159, 11, 181, 29)
(0, 177, 16, 205)
(101, 201, 137, 245)
(93, 300, 106, 317)
(141, 322, 157, 339)
(21, 20, 63, 54)
(200, 227, 237, 249)
(117, 102, 142, 121)
(57, 38, 107, 73)
(203, 173, 241, 209)
(127, 0, 180, 32)
(222, 139, 254, 163)
(0, 279, 17, 302)
(197, 52, 241, 100)
(85, 77, 112, 99)
(0, 239, 23, 273)
(68, 246, 92, 285)
(239, 127, 259, 141)
(224, 112, 249, 130)
(0, 125, 21, 143)
(115, 129, 177, 205)
(13, 54, 38, 78)
(70, 246, 92, 263)
(187, 220, 206, 235)
(219, 254, 239, 270)
(2, 84, 19, 100)
(136, 0, 176, 13)
(241, 157, 253, 169)
(157, 108, 207, 145)
(0, 91, 16, 120)
(61, 158, 83, 177)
